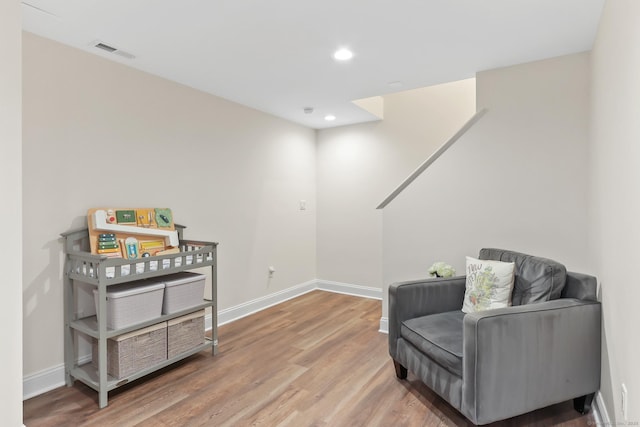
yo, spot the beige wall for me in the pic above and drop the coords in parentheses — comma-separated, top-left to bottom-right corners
(316, 79, 476, 288)
(22, 32, 317, 377)
(1, 1, 23, 424)
(382, 53, 591, 319)
(590, 0, 640, 421)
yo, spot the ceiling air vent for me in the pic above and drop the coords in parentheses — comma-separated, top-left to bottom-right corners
(92, 41, 136, 59)
(95, 42, 117, 53)
(113, 50, 136, 60)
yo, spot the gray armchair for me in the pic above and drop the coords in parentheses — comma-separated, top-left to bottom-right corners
(388, 248, 601, 425)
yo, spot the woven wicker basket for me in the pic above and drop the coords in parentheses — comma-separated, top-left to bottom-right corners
(92, 322, 167, 379)
(167, 310, 205, 359)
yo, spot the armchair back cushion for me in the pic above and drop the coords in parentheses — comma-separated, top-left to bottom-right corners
(479, 248, 567, 305)
(562, 272, 598, 301)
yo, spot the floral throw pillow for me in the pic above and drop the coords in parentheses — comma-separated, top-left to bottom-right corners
(462, 256, 515, 313)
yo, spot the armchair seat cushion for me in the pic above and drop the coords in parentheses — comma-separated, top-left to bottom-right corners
(401, 310, 464, 377)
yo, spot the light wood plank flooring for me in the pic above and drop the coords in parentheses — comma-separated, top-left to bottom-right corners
(24, 291, 595, 426)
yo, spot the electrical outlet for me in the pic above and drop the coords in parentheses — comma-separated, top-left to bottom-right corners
(622, 383, 628, 421)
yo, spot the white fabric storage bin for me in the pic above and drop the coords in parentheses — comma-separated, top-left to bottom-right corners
(167, 310, 205, 358)
(93, 280, 165, 330)
(92, 322, 167, 379)
(161, 272, 206, 314)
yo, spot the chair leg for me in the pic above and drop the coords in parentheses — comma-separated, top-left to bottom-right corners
(573, 393, 595, 414)
(393, 360, 407, 379)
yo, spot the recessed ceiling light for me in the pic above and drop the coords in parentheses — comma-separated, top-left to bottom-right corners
(324, 115, 336, 121)
(333, 48, 353, 61)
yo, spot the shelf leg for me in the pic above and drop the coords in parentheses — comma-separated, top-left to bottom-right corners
(97, 285, 109, 408)
(63, 264, 74, 387)
(99, 389, 108, 409)
(211, 252, 218, 356)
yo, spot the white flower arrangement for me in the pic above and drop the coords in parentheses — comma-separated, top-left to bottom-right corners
(428, 261, 456, 278)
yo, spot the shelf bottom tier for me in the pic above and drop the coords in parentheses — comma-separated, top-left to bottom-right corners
(70, 339, 214, 392)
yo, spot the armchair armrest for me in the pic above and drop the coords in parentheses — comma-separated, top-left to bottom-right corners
(461, 299, 601, 425)
(388, 276, 466, 358)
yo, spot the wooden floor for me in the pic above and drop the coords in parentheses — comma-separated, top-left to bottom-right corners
(24, 291, 595, 427)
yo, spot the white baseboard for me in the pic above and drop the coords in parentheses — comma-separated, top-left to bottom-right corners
(217, 280, 316, 326)
(214, 279, 381, 327)
(23, 363, 65, 401)
(23, 354, 91, 401)
(24, 278, 382, 401)
(315, 279, 382, 300)
(593, 390, 610, 426)
(379, 317, 388, 334)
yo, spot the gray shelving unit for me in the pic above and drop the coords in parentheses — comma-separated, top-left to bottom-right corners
(61, 225, 217, 408)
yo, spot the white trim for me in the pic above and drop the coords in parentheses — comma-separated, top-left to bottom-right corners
(217, 280, 316, 326)
(23, 279, 382, 400)
(23, 355, 91, 401)
(315, 279, 382, 300)
(215, 279, 381, 327)
(593, 390, 610, 426)
(23, 363, 65, 401)
(377, 108, 487, 209)
(379, 317, 389, 334)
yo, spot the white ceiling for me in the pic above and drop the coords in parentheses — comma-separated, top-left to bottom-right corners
(21, 0, 605, 129)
